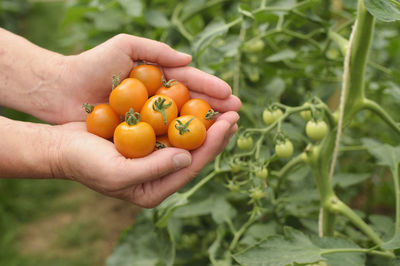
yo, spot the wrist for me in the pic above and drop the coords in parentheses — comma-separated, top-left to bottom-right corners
(0, 116, 63, 179)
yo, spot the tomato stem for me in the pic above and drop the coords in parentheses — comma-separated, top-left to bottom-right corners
(153, 97, 172, 125)
(82, 103, 94, 113)
(162, 79, 178, 88)
(112, 73, 121, 90)
(125, 108, 141, 126)
(175, 117, 194, 135)
(205, 109, 219, 120)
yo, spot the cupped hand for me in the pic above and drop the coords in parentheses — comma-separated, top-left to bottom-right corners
(53, 111, 239, 208)
(57, 34, 241, 123)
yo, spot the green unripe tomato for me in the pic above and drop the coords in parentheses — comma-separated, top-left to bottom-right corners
(275, 139, 294, 159)
(243, 39, 265, 53)
(248, 55, 259, 64)
(255, 167, 268, 180)
(249, 187, 265, 200)
(237, 136, 253, 150)
(263, 108, 283, 125)
(306, 120, 328, 141)
(300, 110, 312, 121)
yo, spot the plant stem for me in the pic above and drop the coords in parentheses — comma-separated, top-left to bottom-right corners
(233, 25, 246, 96)
(321, 248, 395, 259)
(362, 98, 400, 135)
(331, 199, 384, 246)
(184, 171, 218, 198)
(229, 213, 256, 250)
(343, 0, 375, 116)
(393, 165, 400, 235)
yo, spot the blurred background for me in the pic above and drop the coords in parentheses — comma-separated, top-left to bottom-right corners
(2, 0, 400, 265)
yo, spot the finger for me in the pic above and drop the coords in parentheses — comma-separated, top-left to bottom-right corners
(110, 147, 192, 189)
(189, 92, 242, 112)
(216, 123, 238, 154)
(115, 34, 192, 67)
(130, 112, 240, 207)
(163, 66, 232, 99)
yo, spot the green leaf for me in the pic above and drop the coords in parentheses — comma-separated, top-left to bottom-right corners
(211, 196, 237, 224)
(145, 10, 170, 28)
(362, 138, 400, 172)
(233, 227, 323, 266)
(370, 214, 395, 241)
(106, 210, 175, 266)
(173, 196, 215, 218)
(382, 231, 400, 249)
(364, 0, 400, 22)
(312, 237, 366, 266)
(118, 0, 143, 18)
(332, 173, 370, 188)
(192, 19, 228, 55)
(265, 49, 296, 62)
(86, 9, 127, 31)
(154, 193, 188, 228)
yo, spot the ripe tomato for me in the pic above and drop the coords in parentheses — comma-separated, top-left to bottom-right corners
(109, 78, 148, 116)
(168, 115, 206, 150)
(180, 98, 218, 130)
(155, 135, 172, 150)
(156, 80, 190, 111)
(140, 95, 178, 136)
(114, 109, 156, 158)
(306, 120, 328, 140)
(237, 136, 253, 150)
(263, 108, 283, 125)
(129, 64, 163, 96)
(83, 103, 120, 139)
(275, 139, 294, 159)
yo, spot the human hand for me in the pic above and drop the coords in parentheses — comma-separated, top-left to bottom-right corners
(52, 111, 239, 207)
(55, 34, 240, 123)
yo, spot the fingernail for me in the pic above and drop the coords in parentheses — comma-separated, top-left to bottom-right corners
(173, 153, 192, 169)
(178, 51, 192, 59)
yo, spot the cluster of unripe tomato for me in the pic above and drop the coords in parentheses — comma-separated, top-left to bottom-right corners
(84, 64, 217, 158)
(237, 106, 329, 159)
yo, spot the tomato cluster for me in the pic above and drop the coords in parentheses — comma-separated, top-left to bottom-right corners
(84, 64, 218, 158)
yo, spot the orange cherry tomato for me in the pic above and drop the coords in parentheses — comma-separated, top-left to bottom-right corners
(109, 78, 148, 116)
(83, 103, 120, 139)
(129, 64, 163, 96)
(140, 95, 178, 136)
(156, 80, 190, 111)
(155, 135, 172, 150)
(168, 115, 206, 150)
(114, 109, 156, 158)
(180, 98, 218, 130)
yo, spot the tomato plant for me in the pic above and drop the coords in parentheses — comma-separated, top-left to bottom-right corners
(140, 95, 178, 136)
(180, 98, 218, 129)
(168, 115, 206, 150)
(129, 64, 163, 96)
(156, 80, 190, 111)
(83, 103, 120, 139)
(109, 78, 148, 116)
(113, 109, 156, 158)
(62, 0, 400, 265)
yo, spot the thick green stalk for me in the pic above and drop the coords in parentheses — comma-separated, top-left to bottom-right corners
(343, 0, 375, 118)
(311, 0, 376, 238)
